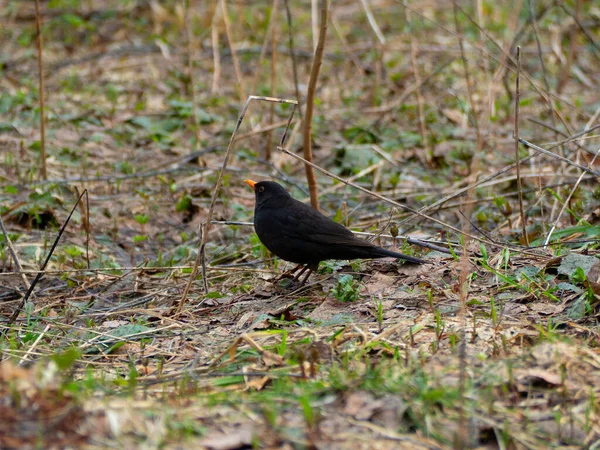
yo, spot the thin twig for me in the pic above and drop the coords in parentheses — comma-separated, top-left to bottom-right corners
(83, 189, 90, 269)
(211, 1, 221, 93)
(34, 0, 47, 180)
(19, 324, 50, 365)
(412, 1, 573, 135)
(453, 2, 480, 143)
(359, 0, 385, 44)
(331, 14, 365, 77)
(3, 189, 88, 331)
(283, 0, 303, 117)
(249, 0, 280, 96)
(518, 138, 600, 177)
(265, 0, 280, 160)
(221, 0, 246, 101)
(514, 47, 528, 245)
(0, 217, 30, 290)
(186, 0, 202, 152)
(544, 149, 600, 245)
(404, 1, 432, 164)
(557, 0, 581, 94)
(558, 3, 600, 59)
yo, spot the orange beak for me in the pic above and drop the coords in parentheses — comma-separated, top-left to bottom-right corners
(244, 179, 257, 190)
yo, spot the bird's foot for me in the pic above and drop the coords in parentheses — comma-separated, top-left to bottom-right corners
(271, 264, 317, 288)
(275, 264, 302, 282)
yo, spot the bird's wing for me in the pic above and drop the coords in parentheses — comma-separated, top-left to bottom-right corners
(278, 198, 373, 247)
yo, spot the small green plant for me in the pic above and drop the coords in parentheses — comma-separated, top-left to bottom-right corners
(433, 309, 444, 353)
(375, 299, 384, 332)
(332, 275, 360, 302)
(134, 214, 149, 227)
(490, 296, 498, 328)
(134, 214, 150, 242)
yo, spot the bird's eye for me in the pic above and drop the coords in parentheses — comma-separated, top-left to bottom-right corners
(258, 186, 265, 193)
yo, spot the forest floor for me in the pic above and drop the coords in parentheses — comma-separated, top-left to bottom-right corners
(1, 1, 600, 449)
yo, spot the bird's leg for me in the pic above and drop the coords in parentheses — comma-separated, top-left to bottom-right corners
(292, 265, 310, 281)
(277, 263, 303, 280)
(298, 264, 318, 285)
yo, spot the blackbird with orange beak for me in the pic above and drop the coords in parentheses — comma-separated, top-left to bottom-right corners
(245, 180, 425, 284)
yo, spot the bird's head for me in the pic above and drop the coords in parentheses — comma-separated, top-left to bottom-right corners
(244, 180, 291, 206)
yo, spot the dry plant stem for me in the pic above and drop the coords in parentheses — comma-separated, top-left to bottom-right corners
(544, 149, 600, 246)
(265, 1, 280, 160)
(559, 3, 600, 58)
(527, 0, 560, 224)
(303, 0, 329, 209)
(318, 161, 384, 196)
(82, 189, 90, 268)
(331, 14, 364, 77)
(34, 0, 47, 180)
(3, 190, 88, 330)
(249, 0, 280, 96)
(514, 47, 528, 245)
(518, 138, 600, 177)
(220, 0, 246, 101)
(278, 146, 532, 253)
(235, 120, 290, 141)
(211, 1, 221, 93)
(0, 217, 30, 290)
(311, 0, 318, 51)
(476, 0, 492, 116)
(528, 118, 599, 157)
(418, 1, 572, 134)
(366, 58, 453, 115)
(557, 0, 581, 94)
(403, 1, 431, 163)
(402, 123, 600, 229)
(453, 2, 480, 141)
(283, 0, 303, 117)
(19, 324, 50, 366)
(197, 223, 208, 293)
(528, 0, 556, 129)
(359, 0, 385, 44)
(452, 6, 478, 445)
(176, 96, 298, 313)
(186, 0, 202, 150)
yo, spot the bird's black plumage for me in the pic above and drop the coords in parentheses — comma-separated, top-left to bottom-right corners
(245, 180, 424, 276)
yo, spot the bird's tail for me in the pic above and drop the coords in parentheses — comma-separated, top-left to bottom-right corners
(369, 247, 426, 264)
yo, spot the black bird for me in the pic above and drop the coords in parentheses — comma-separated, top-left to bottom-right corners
(245, 180, 425, 284)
